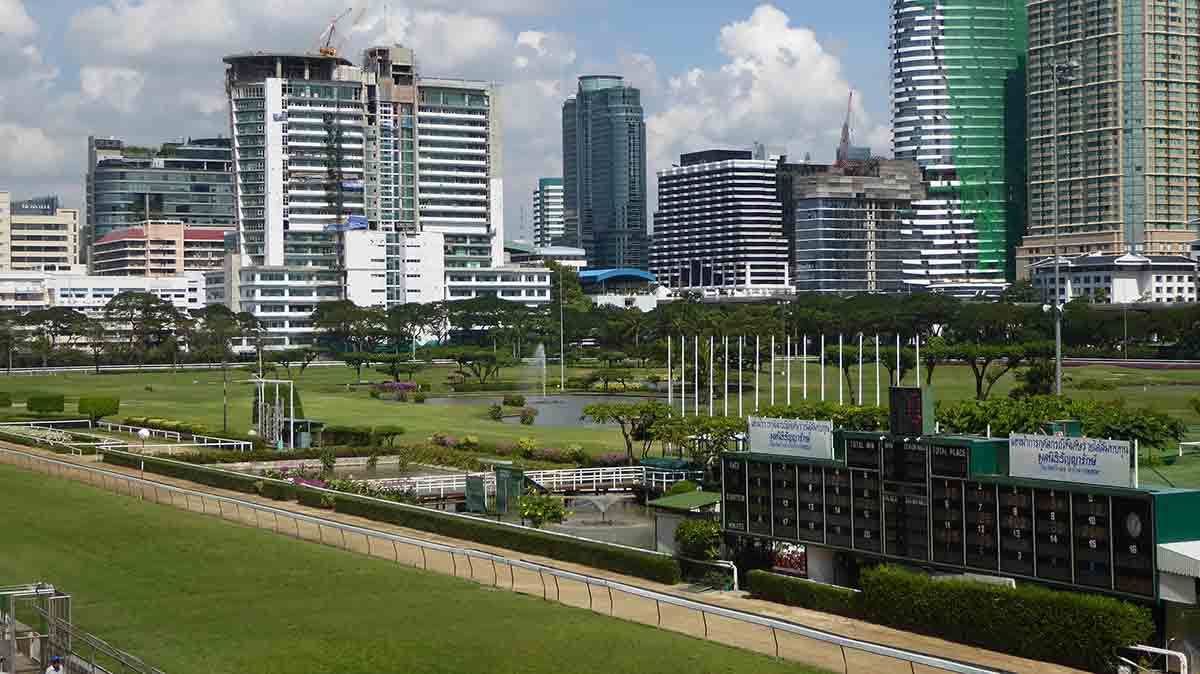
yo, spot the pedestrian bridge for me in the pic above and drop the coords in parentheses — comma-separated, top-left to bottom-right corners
(366, 466, 701, 499)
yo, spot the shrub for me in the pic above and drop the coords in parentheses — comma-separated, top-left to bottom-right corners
(456, 435, 479, 450)
(260, 480, 296, 501)
(372, 425, 406, 448)
(748, 570, 862, 618)
(430, 431, 449, 446)
(503, 393, 526, 407)
(518, 492, 568, 528)
(26, 393, 65, 414)
(78, 395, 120, 422)
(102, 450, 260, 494)
(749, 565, 1153, 672)
(515, 437, 537, 459)
(322, 425, 373, 447)
(295, 487, 328, 509)
(674, 519, 721, 560)
(519, 407, 537, 425)
(1071, 378, 1117, 391)
(487, 403, 504, 421)
(368, 389, 382, 399)
(413, 392, 427, 404)
(667, 479, 699, 496)
(330, 492, 681, 584)
(565, 444, 588, 465)
(594, 452, 626, 467)
(376, 381, 418, 393)
(0, 392, 11, 408)
(452, 382, 526, 393)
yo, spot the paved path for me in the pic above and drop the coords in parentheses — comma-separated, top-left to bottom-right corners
(4, 444, 1087, 674)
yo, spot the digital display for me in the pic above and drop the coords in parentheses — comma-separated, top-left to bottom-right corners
(772, 463, 799, 540)
(747, 461, 772, 535)
(1035, 488, 1072, 583)
(846, 435, 883, 470)
(889, 387, 926, 436)
(930, 443, 969, 479)
(824, 468, 852, 547)
(931, 478, 964, 565)
(722, 457, 747, 532)
(1073, 492, 1112, 589)
(964, 481, 999, 570)
(852, 468, 882, 552)
(1112, 496, 1153, 596)
(999, 486, 1034, 576)
(796, 465, 824, 543)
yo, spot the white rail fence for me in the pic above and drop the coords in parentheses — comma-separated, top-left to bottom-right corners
(0, 446, 1003, 674)
(369, 466, 701, 498)
(0, 420, 252, 454)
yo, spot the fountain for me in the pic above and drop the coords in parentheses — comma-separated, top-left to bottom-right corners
(534, 342, 547, 399)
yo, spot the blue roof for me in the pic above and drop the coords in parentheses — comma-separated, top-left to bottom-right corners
(578, 268, 656, 284)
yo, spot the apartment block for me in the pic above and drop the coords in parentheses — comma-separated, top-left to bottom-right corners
(532, 178, 564, 247)
(1017, 0, 1200, 276)
(0, 194, 81, 272)
(91, 220, 231, 277)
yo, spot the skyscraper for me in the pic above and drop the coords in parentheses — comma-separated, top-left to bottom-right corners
(890, 0, 1028, 288)
(1016, 0, 1200, 277)
(531, 178, 564, 247)
(562, 76, 648, 269)
(651, 150, 790, 296)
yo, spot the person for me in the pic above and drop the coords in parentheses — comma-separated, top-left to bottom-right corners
(45, 654, 64, 673)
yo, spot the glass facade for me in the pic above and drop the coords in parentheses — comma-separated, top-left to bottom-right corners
(86, 137, 234, 241)
(562, 76, 649, 270)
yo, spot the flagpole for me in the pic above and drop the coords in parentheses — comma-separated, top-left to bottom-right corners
(916, 333, 921, 386)
(770, 335, 776, 407)
(895, 333, 901, 386)
(786, 334, 792, 406)
(680, 335, 686, 417)
(708, 334, 714, 416)
(738, 336, 744, 418)
(694, 334, 699, 417)
(858, 333, 864, 405)
(875, 334, 880, 406)
(723, 335, 729, 417)
(667, 337, 673, 407)
(755, 335, 760, 412)
(802, 334, 808, 400)
(820, 334, 826, 401)
(838, 333, 844, 405)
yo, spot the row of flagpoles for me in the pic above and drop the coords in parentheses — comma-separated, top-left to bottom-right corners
(665, 334, 923, 417)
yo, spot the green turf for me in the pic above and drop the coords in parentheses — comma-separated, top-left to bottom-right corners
(4, 361, 1200, 460)
(0, 462, 824, 674)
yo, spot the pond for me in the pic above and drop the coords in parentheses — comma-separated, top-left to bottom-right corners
(487, 494, 656, 550)
(426, 394, 661, 428)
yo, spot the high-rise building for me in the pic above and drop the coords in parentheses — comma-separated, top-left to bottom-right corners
(0, 194, 81, 272)
(651, 150, 790, 297)
(91, 220, 230, 277)
(1016, 0, 1200, 278)
(532, 178, 564, 247)
(85, 136, 234, 244)
(890, 0, 1028, 287)
(782, 160, 928, 293)
(562, 75, 648, 269)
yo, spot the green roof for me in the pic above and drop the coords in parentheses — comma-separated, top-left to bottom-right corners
(647, 491, 721, 512)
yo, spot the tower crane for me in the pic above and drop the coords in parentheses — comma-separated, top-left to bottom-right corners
(317, 3, 369, 57)
(835, 91, 853, 168)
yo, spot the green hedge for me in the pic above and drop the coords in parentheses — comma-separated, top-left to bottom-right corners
(322, 425, 374, 447)
(451, 382, 528, 393)
(26, 393, 65, 414)
(122, 416, 267, 449)
(259, 480, 295, 501)
(0, 392, 11, 408)
(102, 450, 261, 494)
(748, 570, 862, 618)
(79, 396, 120, 422)
(749, 566, 1154, 672)
(295, 487, 328, 509)
(331, 492, 681, 585)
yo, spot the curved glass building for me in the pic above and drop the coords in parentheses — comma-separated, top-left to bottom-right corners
(890, 0, 1027, 288)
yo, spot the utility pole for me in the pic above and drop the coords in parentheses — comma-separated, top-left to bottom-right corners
(1050, 60, 1080, 396)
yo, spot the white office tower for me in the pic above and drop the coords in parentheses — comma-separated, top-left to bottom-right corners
(532, 178, 565, 247)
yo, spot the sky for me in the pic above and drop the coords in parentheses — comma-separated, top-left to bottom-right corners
(0, 0, 893, 238)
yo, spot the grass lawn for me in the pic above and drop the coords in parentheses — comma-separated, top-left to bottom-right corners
(0, 463, 823, 674)
(3, 360, 1200, 459)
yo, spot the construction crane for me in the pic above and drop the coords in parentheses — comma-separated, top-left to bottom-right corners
(835, 91, 853, 168)
(317, 3, 368, 57)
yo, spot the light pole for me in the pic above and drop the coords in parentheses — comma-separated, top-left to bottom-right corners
(558, 266, 565, 391)
(1050, 59, 1080, 396)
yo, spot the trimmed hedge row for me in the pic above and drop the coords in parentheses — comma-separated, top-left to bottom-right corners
(748, 566, 1154, 672)
(79, 395, 120, 422)
(102, 450, 260, 494)
(122, 416, 267, 449)
(0, 392, 11, 407)
(331, 491, 681, 585)
(101, 449, 680, 585)
(26, 393, 65, 414)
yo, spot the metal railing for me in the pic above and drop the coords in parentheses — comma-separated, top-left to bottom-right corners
(0, 445, 1005, 674)
(369, 466, 702, 498)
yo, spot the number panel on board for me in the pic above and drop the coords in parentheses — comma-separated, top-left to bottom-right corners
(964, 481, 999, 571)
(999, 486, 1034, 576)
(747, 460, 773, 536)
(795, 464, 824, 542)
(722, 457, 747, 532)
(1073, 492, 1113, 589)
(772, 463, 799, 540)
(931, 478, 964, 565)
(1112, 496, 1154, 597)
(853, 468, 882, 552)
(824, 468, 852, 548)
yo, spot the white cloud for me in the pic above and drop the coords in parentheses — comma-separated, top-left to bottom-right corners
(0, 124, 67, 178)
(80, 66, 147, 113)
(0, 0, 36, 39)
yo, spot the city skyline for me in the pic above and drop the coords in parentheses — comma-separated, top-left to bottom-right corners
(0, 1, 892, 237)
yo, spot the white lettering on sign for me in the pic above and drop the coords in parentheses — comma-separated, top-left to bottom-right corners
(748, 417, 835, 460)
(1009, 433, 1132, 488)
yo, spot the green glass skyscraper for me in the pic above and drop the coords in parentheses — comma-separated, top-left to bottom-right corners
(891, 0, 1028, 287)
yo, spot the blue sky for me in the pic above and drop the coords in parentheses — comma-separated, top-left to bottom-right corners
(0, 1, 894, 232)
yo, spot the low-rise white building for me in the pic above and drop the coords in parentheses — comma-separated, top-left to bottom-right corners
(445, 265, 551, 306)
(0, 269, 204, 315)
(1030, 253, 1198, 304)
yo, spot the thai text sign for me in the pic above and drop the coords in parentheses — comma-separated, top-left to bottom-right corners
(748, 417, 834, 460)
(1009, 433, 1133, 488)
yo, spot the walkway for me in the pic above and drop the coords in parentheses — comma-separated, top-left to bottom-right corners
(0, 443, 1085, 674)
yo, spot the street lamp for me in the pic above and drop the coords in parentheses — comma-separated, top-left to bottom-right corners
(1049, 59, 1081, 396)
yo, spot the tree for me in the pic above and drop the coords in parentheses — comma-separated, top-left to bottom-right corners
(999, 280, 1041, 304)
(441, 348, 516, 386)
(581, 401, 673, 464)
(374, 354, 424, 383)
(193, 306, 243, 371)
(83, 318, 110, 374)
(312, 300, 364, 352)
(652, 415, 746, 474)
(103, 292, 182, 369)
(589, 367, 634, 392)
(953, 343, 1029, 401)
(272, 348, 320, 380)
(0, 310, 24, 374)
(519, 491, 568, 528)
(22, 307, 88, 367)
(879, 346, 915, 386)
(341, 351, 375, 382)
(384, 303, 427, 355)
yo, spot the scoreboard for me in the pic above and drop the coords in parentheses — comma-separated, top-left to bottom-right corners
(722, 431, 1198, 600)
